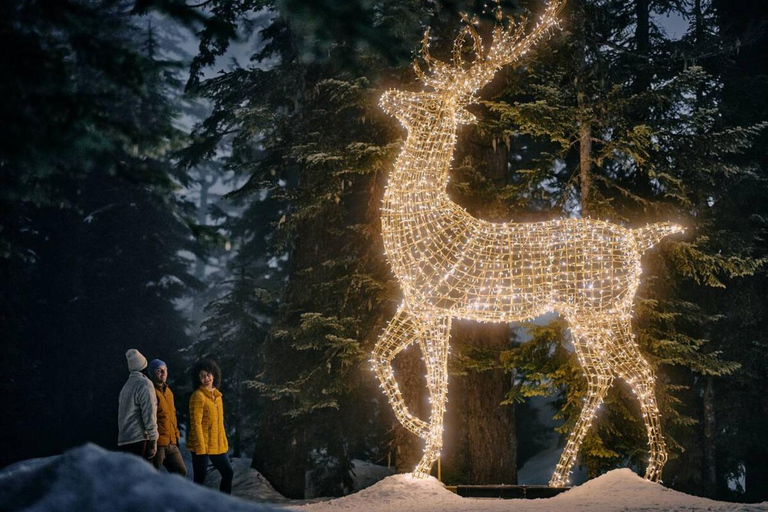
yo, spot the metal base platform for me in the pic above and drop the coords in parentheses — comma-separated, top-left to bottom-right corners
(445, 484, 573, 499)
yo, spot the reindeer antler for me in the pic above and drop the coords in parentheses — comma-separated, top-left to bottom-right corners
(415, 0, 567, 97)
(482, 0, 565, 73)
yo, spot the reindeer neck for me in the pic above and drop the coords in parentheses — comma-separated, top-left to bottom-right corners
(384, 121, 458, 209)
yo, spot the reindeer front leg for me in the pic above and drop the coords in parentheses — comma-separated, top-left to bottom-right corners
(414, 314, 451, 478)
(372, 308, 431, 440)
(372, 307, 451, 478)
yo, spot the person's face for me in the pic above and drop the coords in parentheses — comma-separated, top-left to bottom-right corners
(199, 370, 214, 388)
(154, 366, 168, 384)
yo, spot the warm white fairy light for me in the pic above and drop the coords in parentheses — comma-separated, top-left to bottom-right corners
(372, 0, 682, 486)
(371, 0, 680, 486)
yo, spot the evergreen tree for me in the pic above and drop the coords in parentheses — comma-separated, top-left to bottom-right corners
(183, 148, 287, 458)
(0, 0, 197, 465)
(180, 0, 432, 496)
(706, 0, 768, 501)
(193, 263, 274, 456)
(483, 0, 764, 495)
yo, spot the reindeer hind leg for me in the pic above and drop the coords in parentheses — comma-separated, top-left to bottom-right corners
(550, 318, 614, 487)
(604, 318, 667, 482)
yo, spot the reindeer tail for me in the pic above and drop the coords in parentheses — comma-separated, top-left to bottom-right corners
(632, 222, 685, 253)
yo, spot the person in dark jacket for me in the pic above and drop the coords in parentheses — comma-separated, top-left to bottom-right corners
(148, 359, 187, 476)
(188, 358, 233, 494)
(117, 349, 158, 460)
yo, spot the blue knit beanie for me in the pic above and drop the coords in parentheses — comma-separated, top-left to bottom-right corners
(148, 359, 167, 376)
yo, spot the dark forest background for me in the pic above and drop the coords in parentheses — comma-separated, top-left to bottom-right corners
(2, 0, 768, 503)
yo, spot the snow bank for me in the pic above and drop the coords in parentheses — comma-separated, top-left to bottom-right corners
(545, 468, 742, 512)
(0, 444, 281, 512)
(298, 469, 768, 512)
(292, 474, 463, 512)
(2, 444, 766, 512)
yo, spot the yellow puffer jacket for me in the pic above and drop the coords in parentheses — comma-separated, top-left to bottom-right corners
(187, 387, 229, 455)
(154, 384, 181, 446)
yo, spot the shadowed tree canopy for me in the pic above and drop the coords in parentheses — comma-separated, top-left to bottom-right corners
(0, 0, 198, 466)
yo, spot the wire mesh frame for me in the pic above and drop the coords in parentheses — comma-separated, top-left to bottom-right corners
(370, 0, 681, 486)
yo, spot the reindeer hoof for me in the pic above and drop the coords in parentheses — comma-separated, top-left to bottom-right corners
(549, 474, 568, 488)
(644, 465, 663, 483)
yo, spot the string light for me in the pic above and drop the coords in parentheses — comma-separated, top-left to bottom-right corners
(371, 0, 680, 486)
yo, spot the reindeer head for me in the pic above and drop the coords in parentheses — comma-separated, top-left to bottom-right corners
(380, 0, 566, 132)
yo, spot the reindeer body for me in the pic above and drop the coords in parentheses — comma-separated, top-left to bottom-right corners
(373, 0, 679, 486)
(385, 191, 649, 323)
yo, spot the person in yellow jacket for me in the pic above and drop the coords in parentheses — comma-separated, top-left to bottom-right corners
(187, 358, 234, 494)
(148, 359, 187, 476)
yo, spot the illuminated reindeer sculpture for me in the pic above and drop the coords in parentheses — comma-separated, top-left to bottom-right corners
(372, 0, 682, 486)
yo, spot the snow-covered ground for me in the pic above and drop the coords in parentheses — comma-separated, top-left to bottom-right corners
(300, 470, 768, 512)
(2, 444, 766, 512)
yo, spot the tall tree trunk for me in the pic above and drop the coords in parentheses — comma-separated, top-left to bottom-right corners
(233, 364, 243, 457)
(192, 171, 212, 337)
(744, 449, 768, 503)
(634, 0, 651, 94)
(462, 129, 517, 484)
(628, 0, 656, 206)
(443, 116, 517, 484)
(694, 0, 706, 104)
(702, 376, 717, 496)
(253, 411, 307, 498)
(461, 323, 517, 484)
(578, 98, 592, 216)
(693, 1, 716, 494)
(576, 2, 593, 217)
(441, 372, 469, 482)
(694, 0, 704, 49)
(194, 171, 210, 281)
(253, 204, 314, 497)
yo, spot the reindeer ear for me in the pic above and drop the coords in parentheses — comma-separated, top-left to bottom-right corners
(456, 108, 478, 125)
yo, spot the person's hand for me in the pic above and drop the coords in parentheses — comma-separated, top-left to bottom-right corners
(147, 440, 157, 459)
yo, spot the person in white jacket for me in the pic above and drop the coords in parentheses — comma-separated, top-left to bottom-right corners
(117, 349, 158, 460)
